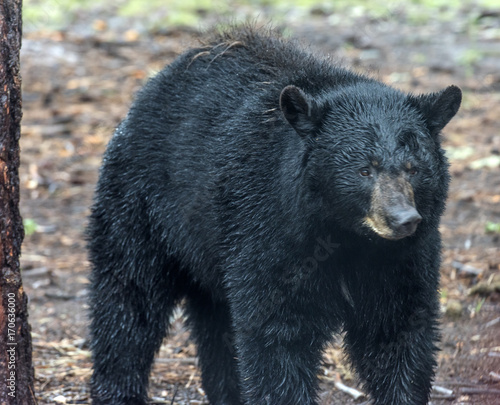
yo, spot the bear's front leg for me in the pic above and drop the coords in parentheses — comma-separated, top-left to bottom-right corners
(228, 276, 333, 405)
(343, 274, 440, 405)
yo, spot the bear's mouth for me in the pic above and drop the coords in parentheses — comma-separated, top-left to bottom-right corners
(363, 211, 422, 240)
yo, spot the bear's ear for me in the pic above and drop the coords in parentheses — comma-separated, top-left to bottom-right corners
(409, 85, 462, 136)
(280, 85, 324, 137)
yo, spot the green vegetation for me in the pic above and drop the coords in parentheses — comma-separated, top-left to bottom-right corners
(24, 0, 91, 31)
(458, 49, 484, 77)
(485, 221, 500, 234)
(474, 297, 485, 314)
(23, 0, 500, 32)
(445, 145, 475, 162)
(23, 218, 38, 236)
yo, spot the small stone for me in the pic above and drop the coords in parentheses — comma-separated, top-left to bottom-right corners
(445, 299, 463, 319)
(53, 395, 67, 404)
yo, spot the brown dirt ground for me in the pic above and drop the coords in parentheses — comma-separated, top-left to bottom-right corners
(19, 16, 499, 405)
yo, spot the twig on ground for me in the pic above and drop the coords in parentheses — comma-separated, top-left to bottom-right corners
(452, 261, 482, 277)
(484, 317, 500, 329)
(431, 385, 454, 399)
(459, 387, 500, 395)
(332, 373, 365, 400)
(489, 371, 500, 381)
(23, 267, 50, 277)
(155, 357, 198, 364)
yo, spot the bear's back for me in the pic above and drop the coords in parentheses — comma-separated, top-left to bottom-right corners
(96, 27, 374, 287)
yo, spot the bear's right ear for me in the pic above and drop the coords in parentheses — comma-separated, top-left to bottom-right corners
(280, 85, 323, 137)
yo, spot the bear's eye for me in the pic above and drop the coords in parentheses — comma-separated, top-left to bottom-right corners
(408, 167, 418, 175)
(359, 168, 372, 177)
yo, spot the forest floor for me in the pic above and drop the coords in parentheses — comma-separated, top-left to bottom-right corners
(19, 6, 500, 405)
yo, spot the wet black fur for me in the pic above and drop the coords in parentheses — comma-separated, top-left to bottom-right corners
(88, 26, 461, 405)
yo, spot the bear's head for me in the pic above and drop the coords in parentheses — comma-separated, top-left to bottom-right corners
(280, 82, 461, 241)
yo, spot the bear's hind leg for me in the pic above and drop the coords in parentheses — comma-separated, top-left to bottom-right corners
(89, 252, 182, 405)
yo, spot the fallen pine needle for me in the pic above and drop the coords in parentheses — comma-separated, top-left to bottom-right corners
(185, 371, 195, 389)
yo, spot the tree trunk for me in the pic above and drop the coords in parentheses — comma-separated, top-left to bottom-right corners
(0, 0, 36, 403)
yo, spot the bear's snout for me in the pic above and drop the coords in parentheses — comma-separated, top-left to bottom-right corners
(388, 206, 422, 238)
(363, 172, 421, 240)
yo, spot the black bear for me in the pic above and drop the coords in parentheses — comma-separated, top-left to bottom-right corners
(88, 26, 461, 405)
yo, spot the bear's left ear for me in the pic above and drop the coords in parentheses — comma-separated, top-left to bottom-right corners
(280, 85, 325, 137)
(408, 85, 462, 136)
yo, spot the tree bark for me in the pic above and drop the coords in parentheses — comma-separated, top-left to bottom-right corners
(0, 0, 36, 403)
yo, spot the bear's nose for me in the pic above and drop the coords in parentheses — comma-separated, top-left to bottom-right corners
(392, 208, 422, 237)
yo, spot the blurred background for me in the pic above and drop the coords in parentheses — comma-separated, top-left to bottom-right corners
(20, 1, 499, 404)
